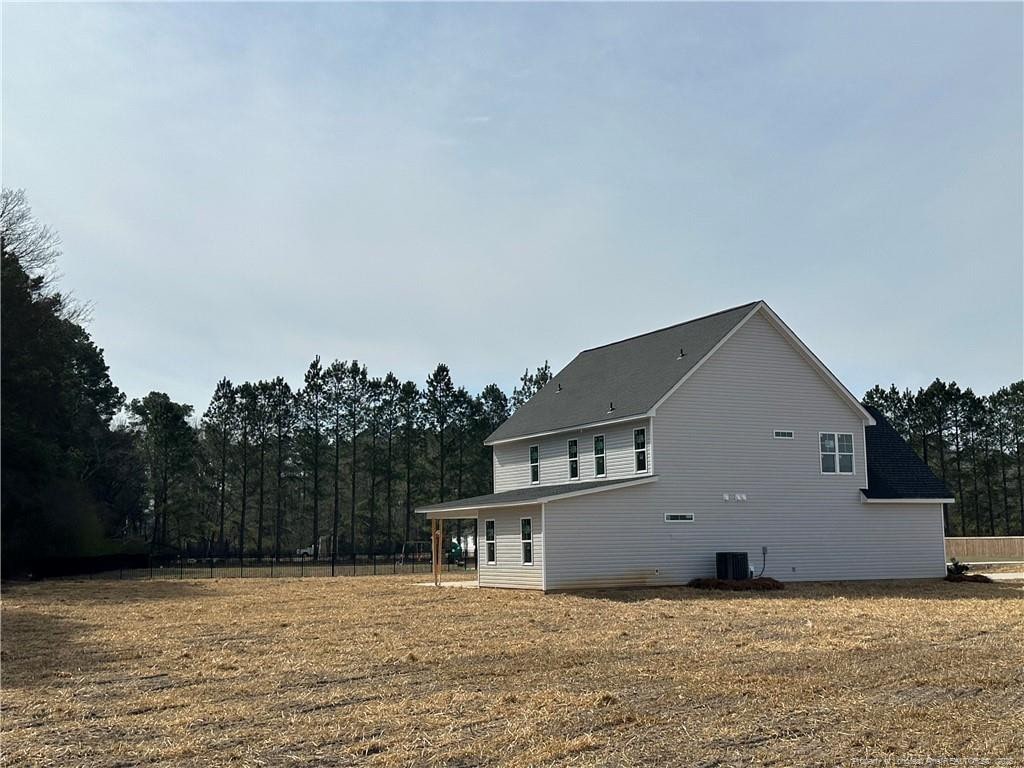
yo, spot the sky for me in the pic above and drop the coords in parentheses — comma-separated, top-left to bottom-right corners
(3, 2, 1022, 413)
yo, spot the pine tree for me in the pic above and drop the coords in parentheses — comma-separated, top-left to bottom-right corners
(342, 361, 368, 563)
(253, 381, 274, 558)
(425, 364, 455, 502)
(325, 360, 349, 564)
(397, 381, 421, 556)
(128, 393, 195, 550)
(267, 378, 294, 561)
(365, 378, 383, 565)
(380, 373, 400, 558)
(201, 378, 235, 555)
(298, 357, 327, 559)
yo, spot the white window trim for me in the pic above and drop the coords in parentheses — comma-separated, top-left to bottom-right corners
(483, 519, 496, 565)
(819, 431, 855, 475)
(633, 427, 648, 474)
(773, 429, 794, 439)
(593, 434, 606, 478)
(665, 512, 695, 523)
(567, 438, 579, 481)
(529, 444, 540, 484)
(520, 517, 533, 566)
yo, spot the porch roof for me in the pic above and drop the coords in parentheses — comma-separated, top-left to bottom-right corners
(416, 475, 658, 518)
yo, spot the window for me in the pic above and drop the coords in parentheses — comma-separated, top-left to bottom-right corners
(567, 439, 579, 480)
(665, 512, 695, 523)
(529, 445, 539, 484)
(820, 432, 854, 474)
(773, 430, 794, 439)
(520, 518, 533, 565)
(594, 435, 605, 477)
(634, 428, 647, 472)
(484, 520, 495, 565)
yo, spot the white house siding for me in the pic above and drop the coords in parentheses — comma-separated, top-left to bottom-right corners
(492, 418, 651, 493)
(477, 505, 544, 590)
(543, 310, 946, 590)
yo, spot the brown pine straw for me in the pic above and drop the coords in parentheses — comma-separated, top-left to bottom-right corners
(2, 575, 1022, 766)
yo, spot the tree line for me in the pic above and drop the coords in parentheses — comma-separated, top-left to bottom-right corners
(2, 188, 1022, 574)
(864, 381, 1024, 537)
(0, 187, 556, 571)
(128, 359, 549, 562)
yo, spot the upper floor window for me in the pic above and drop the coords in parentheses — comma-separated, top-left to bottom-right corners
(820, 432, 854, 474)
(520, 518, 533, 565)
(567, 439, 579, 480)
(594, 435, 606, 477)
(529, 445, 540, 483)
(773, 429, 794, 439)
(484, 520, 496, 565)
(634, 428, 647, 472)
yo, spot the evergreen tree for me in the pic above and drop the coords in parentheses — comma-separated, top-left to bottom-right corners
(397, 380, 422, 555)
(237, 382, 260, 556)
(325, 360, 349, 562)
(252, 381, 274, 558)
(297, 357, 327, 559)
(510, 361, 552, 412)
(380, 373, 401, 557)
(342, 361, 369, 561)
(201, 378, 235, 555)
(365, 378, 383, 562)
(425, 364, 455, 502)
(2, 204, 130, 570)
(267, 377, 294, 561)
(128, 393, 195, 550)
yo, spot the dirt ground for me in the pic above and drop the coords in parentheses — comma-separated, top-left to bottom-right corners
(2, 575, 1022, 767)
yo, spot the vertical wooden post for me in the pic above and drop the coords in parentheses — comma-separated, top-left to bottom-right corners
(432, 518, 445, 587)
(431, 518, 439, 586)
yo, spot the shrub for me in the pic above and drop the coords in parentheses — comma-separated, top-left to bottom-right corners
(947, 558, 970, 576)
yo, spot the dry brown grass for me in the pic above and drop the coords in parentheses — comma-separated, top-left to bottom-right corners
(2, 575, 1022, 767)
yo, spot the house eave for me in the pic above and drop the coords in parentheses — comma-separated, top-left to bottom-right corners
(483, 412, 652, 446)
(860, 492, 955, 505)
(418, 475, 659, 517)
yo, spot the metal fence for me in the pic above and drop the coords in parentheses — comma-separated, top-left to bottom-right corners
(36, 553, 476, 581)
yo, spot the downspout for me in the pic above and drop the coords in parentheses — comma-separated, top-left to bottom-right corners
(541, 502, 547, 593)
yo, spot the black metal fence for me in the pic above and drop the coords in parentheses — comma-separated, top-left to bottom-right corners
(21, 553, 476, 582)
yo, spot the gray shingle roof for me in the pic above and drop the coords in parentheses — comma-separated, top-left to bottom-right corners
(485, 301, 760, 444)
(862, 405, 953, 500)
(417, 476, 657, 513)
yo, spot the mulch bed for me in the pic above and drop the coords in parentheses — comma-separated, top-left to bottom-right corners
(686, 576, 785, 591)
(944, 573, 994, 583)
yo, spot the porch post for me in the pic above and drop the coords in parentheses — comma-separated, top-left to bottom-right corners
(431, 518, 440, 586)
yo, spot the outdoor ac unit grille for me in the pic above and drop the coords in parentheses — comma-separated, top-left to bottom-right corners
(715, 551, 749, 580)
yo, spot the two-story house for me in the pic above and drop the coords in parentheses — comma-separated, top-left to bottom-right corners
(417, 301, 952, 591)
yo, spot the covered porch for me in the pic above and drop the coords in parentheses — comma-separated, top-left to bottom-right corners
(417, 476, 657, 589)
(423, 507, 480, 587)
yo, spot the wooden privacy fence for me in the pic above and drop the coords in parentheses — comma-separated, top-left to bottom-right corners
(945, 537, 1024, 563)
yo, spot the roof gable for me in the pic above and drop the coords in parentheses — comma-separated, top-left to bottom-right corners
(485, 300, 874, 445)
